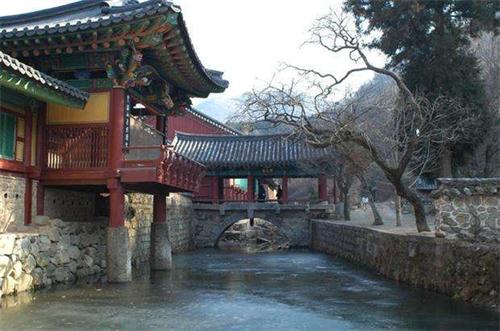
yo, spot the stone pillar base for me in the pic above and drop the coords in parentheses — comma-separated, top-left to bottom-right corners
(106, 226, 132, 282)
(151, 222, 172, 270)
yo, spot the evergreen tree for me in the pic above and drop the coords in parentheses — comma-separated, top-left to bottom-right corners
(344, 0, 497, 176)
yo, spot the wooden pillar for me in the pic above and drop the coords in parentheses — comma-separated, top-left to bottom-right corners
(153, 194, 167, 224)
(247, 176, 255, 202)
(35, 105, 46, 216)
(110, 87, 125, 171)
(108, 179, 125, 228)
(24, 110, 33, 225)
(281, 176, 288, 204)
(211, 176, 219, 204)
(318, 174, 328, 202)
(217, 177, 224, 201)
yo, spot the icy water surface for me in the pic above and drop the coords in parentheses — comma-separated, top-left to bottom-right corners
(0, 249, 498, 330)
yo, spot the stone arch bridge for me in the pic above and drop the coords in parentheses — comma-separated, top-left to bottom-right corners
(192, 203, 333, 248)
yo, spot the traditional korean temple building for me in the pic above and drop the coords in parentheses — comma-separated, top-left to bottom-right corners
(0, 0, 227, 281)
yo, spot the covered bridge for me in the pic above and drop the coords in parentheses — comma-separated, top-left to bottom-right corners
(173, 133, 334, 203)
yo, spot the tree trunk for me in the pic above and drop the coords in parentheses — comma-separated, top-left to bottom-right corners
(343, 189, 351, 221)
(357, 174, 383, 225)
(394, 182, 430, 232)
(395, 195, 401, 227)
(440, 146, 453, 177)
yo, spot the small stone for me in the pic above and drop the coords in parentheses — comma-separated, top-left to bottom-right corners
(462, 188, 472, 196)
(22, 255, 37, 274)
(0, 234, 16, 255)
(29, 243, 40, 255)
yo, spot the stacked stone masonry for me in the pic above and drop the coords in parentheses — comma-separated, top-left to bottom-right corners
(167, 193, 195, 253)
(0, 219, 106, 298)
(432, 178, 499, 243)
(126, 193, 153, 268)
(312, 220, 499, 312)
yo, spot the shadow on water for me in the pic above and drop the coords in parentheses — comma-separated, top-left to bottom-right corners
(0, 249, 498, 330)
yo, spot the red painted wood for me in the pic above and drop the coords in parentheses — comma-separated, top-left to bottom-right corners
(24, 110, 33, 225)
(110, 88, 125, 171)
(281, 176, 289, 204)
(108, 178, 125, 228)
(153, 194, 167, 223)
(167, 112, 230, 141)
(211, 176, 218, 204)
(247, 176, 255, 202)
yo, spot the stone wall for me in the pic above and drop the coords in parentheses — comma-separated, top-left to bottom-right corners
(0, 174, 26, 232)
(125, 193, 153, 268)
(0, 219, 106, 297)
(311, 220, 499, 312)
(167, 193, 194, 253)
(432, 178, 499, 243)
(44, 188, 97, 223)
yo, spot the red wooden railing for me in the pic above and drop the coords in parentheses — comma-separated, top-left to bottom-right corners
(123, 145, 206, 192)
(224, 185, 248, 201)
(45, 125, 109, 169)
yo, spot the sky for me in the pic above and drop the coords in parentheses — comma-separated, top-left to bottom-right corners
(2, 0, 387, 121)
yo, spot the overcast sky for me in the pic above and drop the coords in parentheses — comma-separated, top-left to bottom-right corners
(2, 0, 386, 121)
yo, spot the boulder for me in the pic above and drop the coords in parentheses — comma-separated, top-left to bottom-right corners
(35, 252, 50, 268)
(31, 268, 44, 287)
(12, 237, 31, 259)
(53, 267, 71, 283)
(68, 260, 78, 274)
(54, 249, 70, 265)
(0, 255, 12, 278)
(0, 234, 16, 255)
(22, 254, 37, 274)
(11, 261, 23, 279)
(49, 219, 65, 228)
(38, 236, 52, 252)
(1, 275, 16, 295)
(81, 255, 94, 268)
(68, 246, 81, 260)
(16, 274, 33, 293)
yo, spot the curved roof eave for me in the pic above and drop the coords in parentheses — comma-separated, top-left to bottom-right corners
(0, 0, 228, 96)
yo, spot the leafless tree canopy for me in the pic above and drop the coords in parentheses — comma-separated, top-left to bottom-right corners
(240, 11, 478, 232)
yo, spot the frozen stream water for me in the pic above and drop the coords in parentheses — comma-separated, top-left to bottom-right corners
(0, 249, 498, 330)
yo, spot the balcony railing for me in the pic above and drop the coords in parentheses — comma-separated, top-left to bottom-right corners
(45, 124, 109, 169)
(123, 145, 206, 192)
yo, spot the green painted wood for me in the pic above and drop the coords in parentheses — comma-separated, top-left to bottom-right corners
(0, 112, 16, 160)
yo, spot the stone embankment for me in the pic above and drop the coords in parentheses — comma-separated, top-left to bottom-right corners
(312, 220, 499, 312)
(0, 218, 105, 297)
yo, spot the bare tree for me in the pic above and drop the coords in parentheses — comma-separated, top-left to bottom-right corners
(240, 12, 474, 232)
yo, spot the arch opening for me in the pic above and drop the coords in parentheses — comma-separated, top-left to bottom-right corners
(216, 218, 290, 253)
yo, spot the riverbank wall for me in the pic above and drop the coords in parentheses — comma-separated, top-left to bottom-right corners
(311, 220, 499, 312)
(0, 220, 106, 297)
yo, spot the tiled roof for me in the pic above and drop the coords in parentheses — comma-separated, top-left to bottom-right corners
(0, 0, 228, 95)
(172, 132, 330, 170)
(0, 50, 89, 105)
(187, 108, 242, 136)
